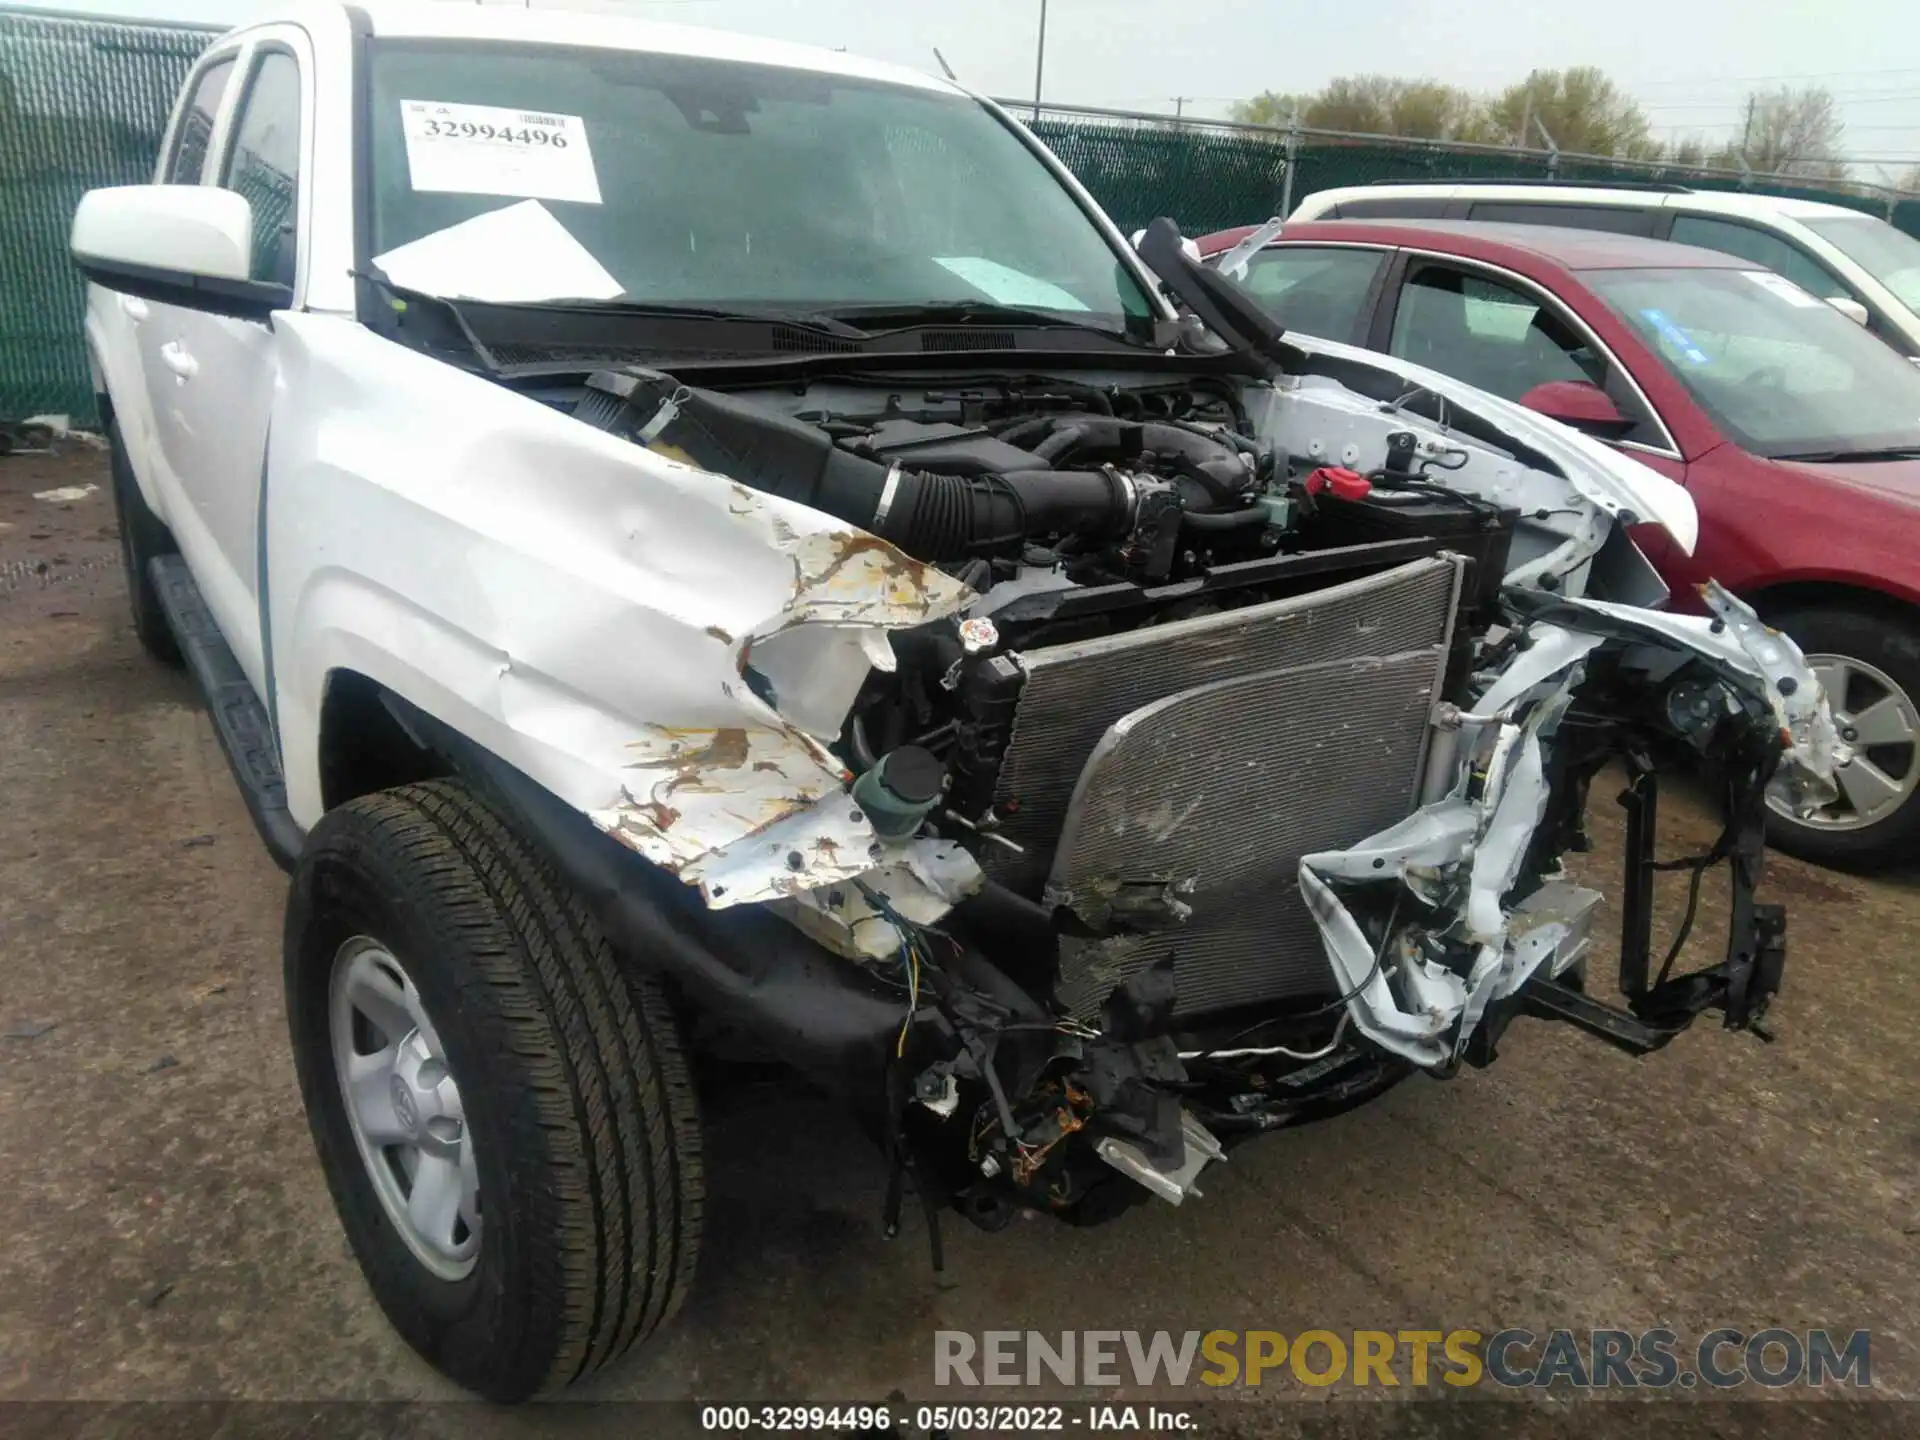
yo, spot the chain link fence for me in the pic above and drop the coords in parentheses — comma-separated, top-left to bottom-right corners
(1021, 100, 1920, 238)
(5, 7, 1919, 427)
(1, 6, 215, 425)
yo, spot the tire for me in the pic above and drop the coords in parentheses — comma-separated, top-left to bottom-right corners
(283, 779, 703, 1400)
(106, 418, 181, 665)
(1764, 604, 1920, 873)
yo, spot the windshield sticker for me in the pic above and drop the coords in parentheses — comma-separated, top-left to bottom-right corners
(933, 257, 1090, 311)
(1638, 307, 1712, 366)
(371, 199, 622, 303)
(1742, 270, 1823, 308)
(400, 101, 601, 205)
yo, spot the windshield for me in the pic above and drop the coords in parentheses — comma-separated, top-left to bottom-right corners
(1802, 213, 1920, 314)
(364, 40, 1153, 330)
(1587, 266, 1920, 458)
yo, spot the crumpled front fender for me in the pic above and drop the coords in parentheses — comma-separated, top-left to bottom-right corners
(268, 314, 972, 908)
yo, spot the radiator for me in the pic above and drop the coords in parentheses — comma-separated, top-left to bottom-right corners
(985, 556, 1464, 1020)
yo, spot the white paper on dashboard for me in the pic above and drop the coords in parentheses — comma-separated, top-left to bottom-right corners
(933, 257, 1091, 311)
(371, 200, 623, 303)
(1742, 270, 1822, 308)
(400, 100, 602, 204)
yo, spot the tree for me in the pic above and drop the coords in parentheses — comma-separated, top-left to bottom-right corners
(1486, 68, 1661, 160)
(1661, 133, 1739, 172)
(1231, 75, 1494, 141)
(1895, 166, 1920, 196)
(1739, 86, 1848, 179)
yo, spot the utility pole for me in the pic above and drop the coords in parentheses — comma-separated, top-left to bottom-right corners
(1280, 108, 1301, 217)
(1741, 94, 1756, 160)
(1173, 96, 1188, 118)
(1032, 0, 1048, 122)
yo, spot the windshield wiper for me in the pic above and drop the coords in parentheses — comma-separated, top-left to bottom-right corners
(1773, 445, 1920, 463)
(819, 300, 1137, 340)
(502, 297, 874, 339)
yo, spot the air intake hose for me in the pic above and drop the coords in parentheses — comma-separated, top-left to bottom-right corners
(582, 370, 1137, 561)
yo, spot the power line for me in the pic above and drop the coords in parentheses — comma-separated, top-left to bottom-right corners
(1631, 66, 1920, 89)
(1653, 122, 1920, 133)
(1642, 94, 1920, 111)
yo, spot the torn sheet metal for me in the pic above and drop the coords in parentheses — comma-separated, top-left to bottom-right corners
(1300, 647, 1588, 1067)
(773, 841, 984, 960)
(1298, 578, 1838, 1069)
(1527, 581, 1844, 807)
(1247, 336, 1701, 600)
(1288, 333, 1702, 556)
(267, 314, 972, 909)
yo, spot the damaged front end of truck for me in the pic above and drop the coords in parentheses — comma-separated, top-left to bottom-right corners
(374, 219, 1839, 1243)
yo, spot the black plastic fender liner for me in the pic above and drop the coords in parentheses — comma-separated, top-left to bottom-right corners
(376, 696, 911, 1115)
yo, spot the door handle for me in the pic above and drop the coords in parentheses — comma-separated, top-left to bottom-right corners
(120, 295, 150, 323)
(159, 341, 198, 380)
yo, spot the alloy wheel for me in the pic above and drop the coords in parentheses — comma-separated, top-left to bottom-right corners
(328, 936, 482, 1281)
(1779, 653, 1920, 832)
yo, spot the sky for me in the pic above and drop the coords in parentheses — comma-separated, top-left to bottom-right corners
(12, 0, 1920, 178)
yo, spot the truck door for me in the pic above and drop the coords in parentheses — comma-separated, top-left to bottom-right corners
(138, 38, 307, 696)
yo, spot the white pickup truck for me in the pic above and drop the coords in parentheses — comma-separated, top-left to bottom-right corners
(73, 0, 1839, 1402)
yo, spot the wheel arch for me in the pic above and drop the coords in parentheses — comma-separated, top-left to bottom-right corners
(1740, 576, 1920, 627)
(314, 668, 453, 812)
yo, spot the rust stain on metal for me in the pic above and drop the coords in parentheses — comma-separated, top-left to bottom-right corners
(625, 726, 760, 811)
(628, 798, 680, 832)
(752, 760, 783, 774)
(814, 836, 841, 859)
(681, 728, 750, 770)
(800, 532, 942, 613)
(705, 624, 734, 645)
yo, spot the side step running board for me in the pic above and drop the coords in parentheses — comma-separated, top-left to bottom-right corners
(149, 555, 303, 872)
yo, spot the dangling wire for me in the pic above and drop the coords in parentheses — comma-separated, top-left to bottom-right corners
(897, 935, 922, 1058)
(853, 878, 931, 1059)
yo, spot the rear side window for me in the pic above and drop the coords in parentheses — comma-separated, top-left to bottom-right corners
(1668, 215, 1845, 301)
(1233, 246, 1385, 342)
(166, 57, 236, 184)
(1466, 201, 1655, 236)
(221, 50, 303, 287)
(1329, 196, 1452, 219)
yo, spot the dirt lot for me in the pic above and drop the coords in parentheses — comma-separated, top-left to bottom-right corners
(1, 447, 1916, 1434)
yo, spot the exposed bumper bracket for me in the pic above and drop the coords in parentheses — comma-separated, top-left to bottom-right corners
(1095, 1111, 1226, 1205)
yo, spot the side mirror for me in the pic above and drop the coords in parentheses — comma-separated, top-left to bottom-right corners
(1826, 296, 1871, 327)
(71, 185, 290, 321)
(1518, 379, 1636, 440)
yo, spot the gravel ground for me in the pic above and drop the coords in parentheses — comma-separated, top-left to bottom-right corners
(1, 448, 1914, 1437)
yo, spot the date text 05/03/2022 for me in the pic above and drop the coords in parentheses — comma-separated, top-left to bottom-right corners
(698, 1404, 1196, 1432)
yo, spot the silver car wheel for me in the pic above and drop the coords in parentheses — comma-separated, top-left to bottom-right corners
(328, 936, 482, 1281)
(1775, 653, 1920, 833)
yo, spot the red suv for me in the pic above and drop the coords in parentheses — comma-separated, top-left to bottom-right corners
(1198, 219, 1920, 869)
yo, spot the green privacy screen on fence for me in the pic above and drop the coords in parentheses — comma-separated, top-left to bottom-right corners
(1033, 116, 1920, 239)
(6, 7, 1920, 426)
(1, 8, 215, 423)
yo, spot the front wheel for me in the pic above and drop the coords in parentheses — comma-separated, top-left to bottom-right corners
(1765, 604, 1920, 872)
(284, 779, 703, 1400)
